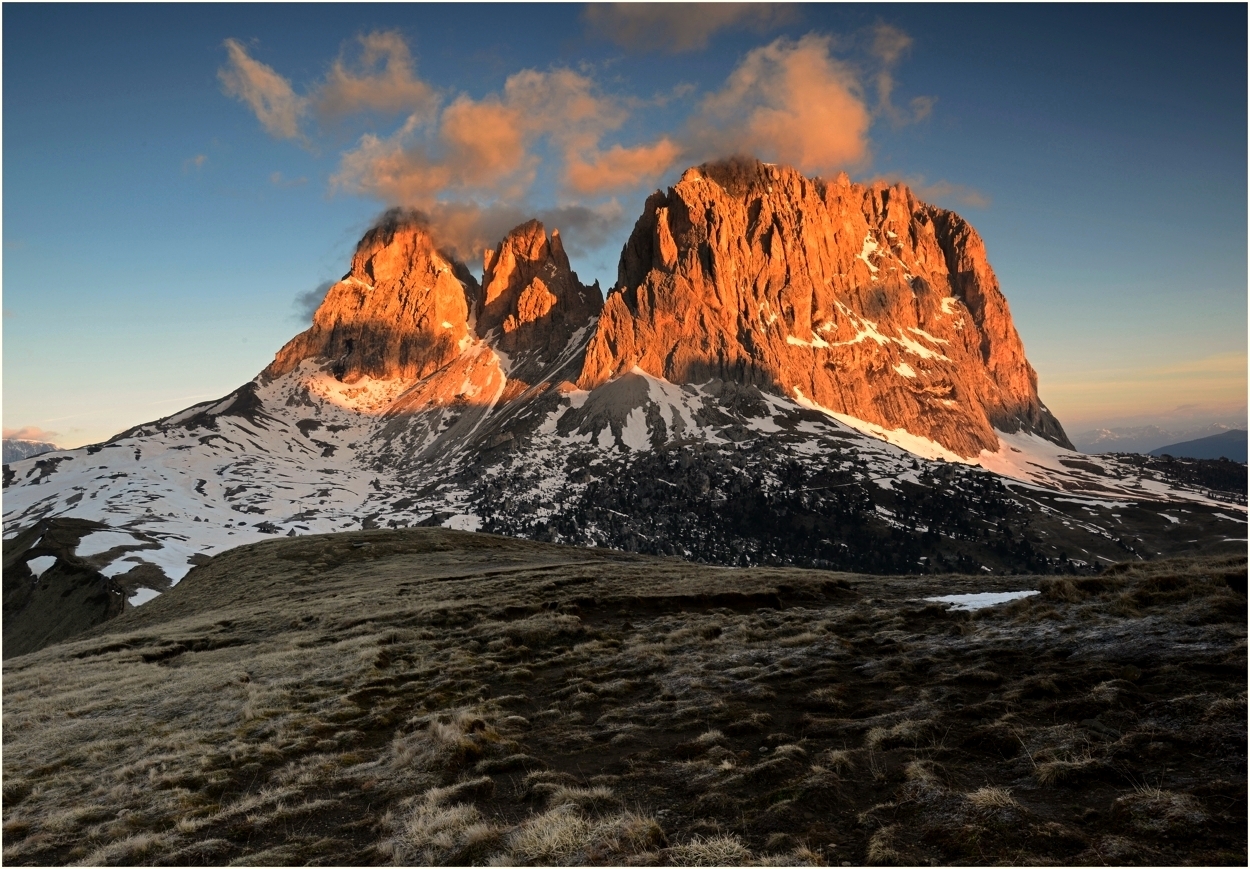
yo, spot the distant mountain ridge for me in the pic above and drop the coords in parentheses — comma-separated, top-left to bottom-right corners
(1072, 422, 1243, 455)
(1149, 429, 1247, 463)
(2, 439, 57, 464)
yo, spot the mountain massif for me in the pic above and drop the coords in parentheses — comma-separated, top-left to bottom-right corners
(3, 159, 1245, 656)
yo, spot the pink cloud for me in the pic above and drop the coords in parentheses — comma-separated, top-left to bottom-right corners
(3, 426, 58, 443)
(690, 35, 871, 174)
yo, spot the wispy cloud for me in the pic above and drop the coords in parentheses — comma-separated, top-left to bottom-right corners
(219, 38, 307, 140)
(2, 426, 58, 442)
(869, 23, 934, 128)
(882, 174, 991, 209)
(294, 280, 335, 323)
(313, 31, 439, 123)
(270, 171, 308, 188)
(183, 154, 208, 172)
(583, 3, 798, 53)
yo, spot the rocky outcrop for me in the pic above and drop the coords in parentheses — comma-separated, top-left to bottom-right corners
(579, 158, 1070, 457)
(479, 220, 603, 370)
(265, 210, 479, 383)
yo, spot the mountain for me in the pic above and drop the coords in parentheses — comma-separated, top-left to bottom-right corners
(1150, 429, 1248, 463)
(3, 160, 1246, 656)
(581, 159, 1070, 458)
(2, 438, 56, 464)
(1071, 423, 1242, 455)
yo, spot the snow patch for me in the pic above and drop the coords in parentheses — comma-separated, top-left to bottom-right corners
(27, 555, 56, 578)
(129, 588, 162, 607)
(857, 233, 880, 273)
(893, 362, 916, 378)
(76, 530, 143, 557)
(1160, 513, 1180, 525)
(443, 514, 482, 532)
(620, 408, 651, 451)
(924, 590, 1040, 611)
(791, 388, 971, 464)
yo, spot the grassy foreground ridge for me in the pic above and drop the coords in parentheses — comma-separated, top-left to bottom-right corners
(2, 529, 1245, 865)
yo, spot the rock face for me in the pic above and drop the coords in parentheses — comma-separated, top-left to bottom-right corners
(579, 158, 1070, 457)
(479, 220, 603, 383)
(265, 210, 480, 383)
(266, 214, 600, 394)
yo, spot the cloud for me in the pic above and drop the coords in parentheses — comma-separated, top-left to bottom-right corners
(183, 154, 207, 172)
(313, 31, 439, 122)
(219, 39, 307, 140)
(332, 64, 677, 222)
(869, 24, 934, 127)
(270, 171, 308, 188)
(294, 280, 336, 323)
(224, 26, 937, 261)
(583, 3, 798, 53)
(888, 176, 991, 209)
(565, 139, 684, 195)
(689, 34, 871, 174)
(3, 426, 58, 443)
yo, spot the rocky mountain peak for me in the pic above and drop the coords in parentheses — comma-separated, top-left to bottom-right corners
(580, 158, 1070, 458)
(479, 219, 603, 364)
(264, 211, 480, 384)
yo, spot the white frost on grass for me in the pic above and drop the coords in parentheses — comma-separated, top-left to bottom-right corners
(27, 556, 56, 578)
(924, 590, 1040, 611)
(128, 588, 161, 607)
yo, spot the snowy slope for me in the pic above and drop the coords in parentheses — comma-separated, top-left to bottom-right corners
(4, 336, 1245, 611)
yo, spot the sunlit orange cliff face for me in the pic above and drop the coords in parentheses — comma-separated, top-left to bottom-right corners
(262, 160, 1071, 459)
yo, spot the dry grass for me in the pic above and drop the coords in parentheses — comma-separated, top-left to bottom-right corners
(1, 532, 1243, 866)
(966, 786, 1018, 810)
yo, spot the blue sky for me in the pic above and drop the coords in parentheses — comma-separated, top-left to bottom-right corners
(4, 3, 1246, 447)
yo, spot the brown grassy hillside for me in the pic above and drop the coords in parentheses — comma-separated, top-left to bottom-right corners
(2, 529, 1244, 865)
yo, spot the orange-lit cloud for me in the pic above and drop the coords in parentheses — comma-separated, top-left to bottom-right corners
(565, 139, 684, 195)
(3, 426, 59, 443)
(224, 26, 949, 256)
(313, 31, 438, 122)
(219, 39, 307, 140)
(690, 35, 871, 174)
(332, 65, 678, 218)
(584, 3, 798, 53)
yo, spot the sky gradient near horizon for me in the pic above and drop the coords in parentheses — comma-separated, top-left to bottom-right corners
(4, 3, 1246, 449)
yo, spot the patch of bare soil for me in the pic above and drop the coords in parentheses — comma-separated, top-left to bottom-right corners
(2, 529, 1244, 865)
